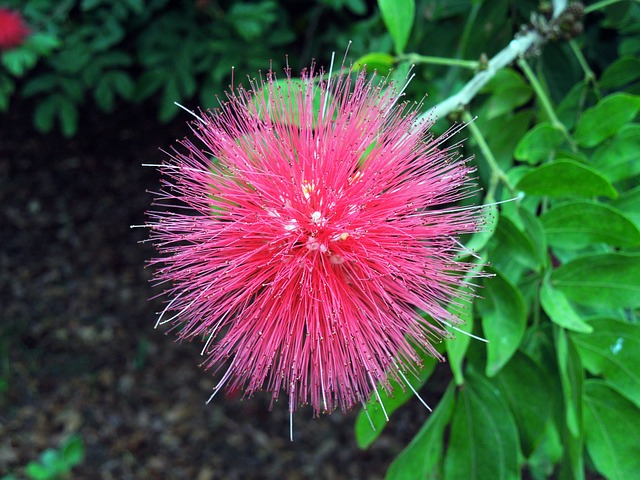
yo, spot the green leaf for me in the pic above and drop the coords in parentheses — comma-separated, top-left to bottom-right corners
(540, 280, 593, 333)
(385, 383, 455, 480)
(457, 203, 498, 260)
(541, 201, 640, 249)
(159, 77, 181, 122)
(378, 0, 415, 54)
(556, 328, 583, 437)
(482, 69, 533, 119)
(551, 252, 640, 308)
(254, 78, 326, 129)
(477, 268, 526, 377)
(591, 124, 640, 182)
(34, 95, 60, 133)
(443, 370, 520, 480)
(583, 381, 640, 480)
(572, 318, 640, 409)
(26, 32, 61, 56)
(491, 352, 553, 456)
(2, 48, 38, 76)
(516, 159, 617, 199)
(0, 74, 14, 111)
(574, 93, 640, 148)
(59, 97, 78, 138)
(353, 52, 395, 76)
(354, 355, 437, 449)
(24, 462, 51, 480)
(228, 1, 278, 42)
(61, 434, 84, 467)
(600, 55, 640, 89)
(446, 297, 473, 386)
(514, 122, 565, 164)
(492, 214, 540, 270)
(611, 185, 640, 228)
(527, 420, 564, 479)
(519, 207, 548, 269)
(482, 110, 534, 166)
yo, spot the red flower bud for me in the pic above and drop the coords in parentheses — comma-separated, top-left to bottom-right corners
(0, 8, 30, 50)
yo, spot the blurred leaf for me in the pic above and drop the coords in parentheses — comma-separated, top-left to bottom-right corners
(355, 355, 437, 449)
(557, 82, 590, 131)
(24, 461, 51, 480)
(527, 420, 563, 479)
(540, 280, 593, 333)
(135, 70, 165, 101)
(90, 15, 125, 50)
(123, 0, 144, 14)
(572, 318, 640, 409)
(385, 383, 455, 480)
(600, 55, 640, 89)
(443, 370, 520, 480)
(95, 71, 135, 111)
(353, 52, 395, 76)
(514, 122, 565, 164)
(583, 381, 640, 480)
(378, 0, 415, 54)
(491, 352, 553, 456)
(26, 32, 61, 56)
(445, 295, 474, 386)
(519, 207, 548, 269)
(1, 48, 39, 76)
(477, 268, 526, 377)
(0, 75, 15, 111)
(516, 159, 617, 199)
(159, 77, 181, 122)
(556, 328, 583, 437)
(541, 201, 640, 249)
(81, 0, 103, 10)
(591, 124, 640, 182)
(558, 418, 585, 480)
(34, 94, 59, 133)
(574, 93, 640, 148)
(482, 110, 534, 167)
(228, 1, 279, 42)
(61, 434, 85, 466)
(482, 68, 532, 119)
(492, 214, 540, 270)
(551, 252, 640, 308)
(254, 78, 325, 128)
(59, 95, 78, 137)
(611, 185, 640, 228)
(457, 203, 498, 260)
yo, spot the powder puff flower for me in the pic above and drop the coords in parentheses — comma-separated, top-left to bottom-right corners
(145, 56, 481, 427)
(0, 8, 30, 50)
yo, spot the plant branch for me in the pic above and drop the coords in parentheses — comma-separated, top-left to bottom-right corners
(398, 53, 479, 70)
(569, 39, 600, 93)
(462, 111, 515, 198)
(418, 0, 568, 122)
(517, 57, 576, 149)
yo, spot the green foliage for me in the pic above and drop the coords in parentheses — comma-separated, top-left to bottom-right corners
(443, 369, 520, 480)
(583, 381, 640, 479)
(355, 351, 438, 449)
(355, 1, 640, 479)
(1, 435, 85, 480)
(378, 0, 414, 54)
(1, 0, 375, 136)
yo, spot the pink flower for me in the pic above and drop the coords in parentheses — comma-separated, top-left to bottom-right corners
(0, 8, 30, 50)
(147, 59, 480, 421)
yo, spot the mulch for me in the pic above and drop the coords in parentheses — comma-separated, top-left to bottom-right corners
(0, 100, 441, 479)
